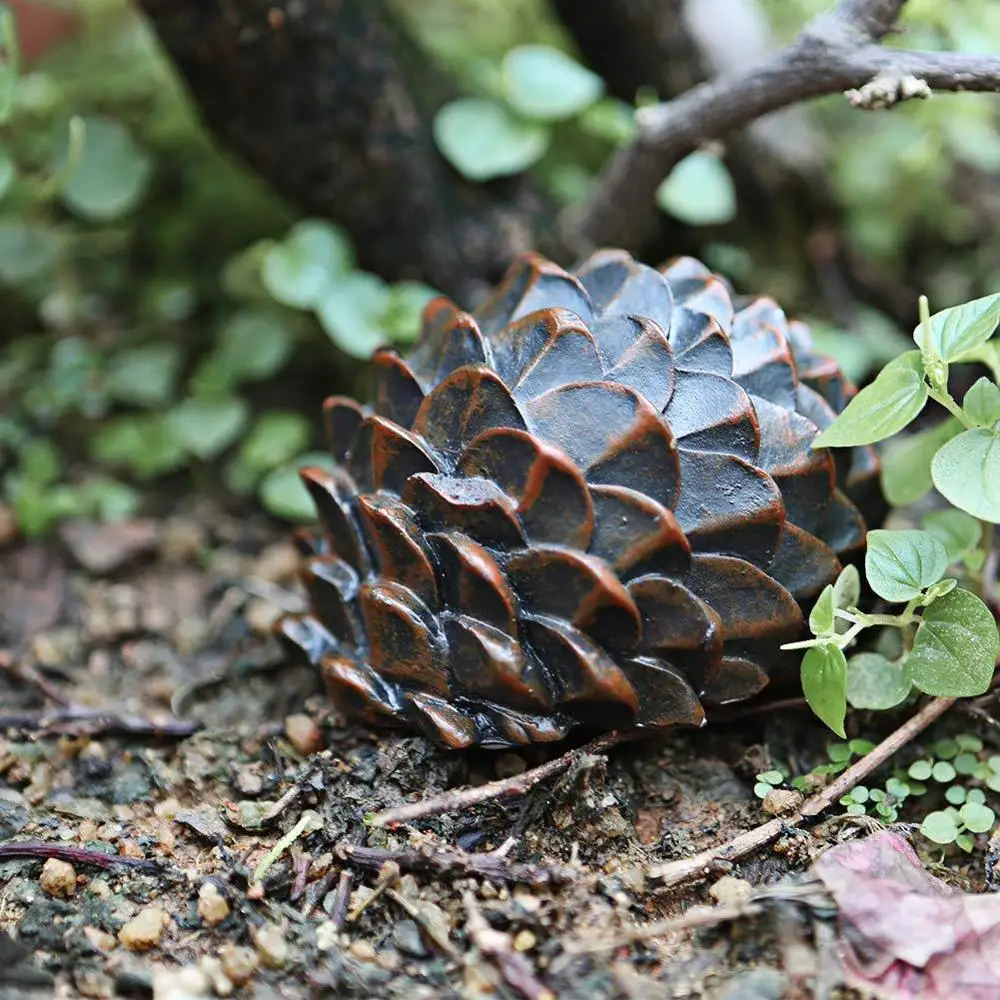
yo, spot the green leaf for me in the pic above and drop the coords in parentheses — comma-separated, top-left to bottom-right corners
(0, 152, 16, 201)
(812, 351, 928, 448)
(262, 219, 354, 310)
(914, 293, 1000, 362)
(258, 451, 334, 522)
(908, 588, 1000, 697)
(382, 281, 439, 344)
(58, 116, 151, 221)
(846, 652, 912, 710)
(433, 99, 549, 181)
(20, 439, 61, 486)
(908, 760, 933, 781)
(105, 343, 184, 407)
(501, 45, 604, 122)
(239, 411, 311, 473)
(921, 810, 960, 844)
(931, 427, 1000, 522)
(656, 152, 737, 226)
(808, 584, 835, 635)
(90, 415, 187, 480)
(960, 801, 996, 834)
(963, 377, 1000, 428)
(922, 509, 982, 562)
(79, 476, 142, 522)
(864, 528, 949, 603)
(208, 310, 295, 389)
(954, 753, 979, 776)
(166, 396, 250, 460)
(922, 578, 958, 604)
(832, 564, 862, 610)
(880, 418, 962, 506)
(946, 785, 967, 805)
(758, 769, 784, 785)
(577, 98, 637, 146)
(957, 734, 984, 752)
(0, 5, 18, 126)
(0, 220, 62, 284)
(801, 645, 848, 738)
(932, 761, 957, 782)
(316, 271, 391, 359)
(969, 788, 988, 805)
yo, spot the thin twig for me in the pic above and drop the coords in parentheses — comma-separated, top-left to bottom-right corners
(366, 731, 623, 828)
(0, 706, 200, 739)
(338, 842, 578, 888)
(0, 840, 162, 872)
(648, 695, 956, 886)
(557, 0, 1000, 254)
(464, 892, 555, 1000)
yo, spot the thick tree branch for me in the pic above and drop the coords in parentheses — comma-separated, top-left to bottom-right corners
(558, 0, 1000, 256)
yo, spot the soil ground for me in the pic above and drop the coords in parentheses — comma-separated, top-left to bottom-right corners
(0, 500, 948, 999)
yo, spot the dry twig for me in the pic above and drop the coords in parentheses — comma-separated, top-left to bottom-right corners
(366, 731, 623, 827)
(648, 695, 956, 886)
(557, 0, 1000, 254)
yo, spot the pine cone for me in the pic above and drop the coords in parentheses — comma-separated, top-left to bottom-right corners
(277, 250, 880, 748)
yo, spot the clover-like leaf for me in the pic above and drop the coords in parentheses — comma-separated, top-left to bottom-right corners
(865, 529, 949, 603)
(963, 377, 1000, 428)
(832, 563, 861, 611)
(846, 652, 912, 710)
(812, 351, 928, 448)
(880, 417, 962, 506)
(501, 45, 604, 122)
(656, 151, 737, 226)
(920, 810, 960, 844)
(908, 588, 1000, 697)
(433, 98, 550, 181)
(262, 219, 354, 309)
(922, 509, 983, 562)
(801, 645, 848, 738)
(914, 293, 1000, 362)
(167, 396, 250, 460)
(959, 801, 996, 834)
(931, 427, 1000, 523)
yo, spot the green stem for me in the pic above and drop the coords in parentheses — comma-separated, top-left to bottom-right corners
(927, 384, 977, 430)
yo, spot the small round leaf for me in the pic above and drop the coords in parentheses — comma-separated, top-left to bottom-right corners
(865, 529, 949, 603)
(920, 810, 960, 844)
(433, 99, 550, 181)
(262, 219, 354, 309)
(656, 152, 737, 226)
(167, 396, 250, 460)
(922, 509, 982, 562)
(963, 377, 1000, 428)
(880, 418, 962, 507)
(931, 427, 1000, 523)
(908, 588, 1000, 697)
(846, 652, 912, 710)
(960, 801, 996, 833)
(501, 45, 604, 122)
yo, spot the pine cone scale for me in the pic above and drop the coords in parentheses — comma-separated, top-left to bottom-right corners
(279, 249, 880, 747)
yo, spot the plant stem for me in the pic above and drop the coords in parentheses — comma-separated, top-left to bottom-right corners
(927, 384, 977, 430)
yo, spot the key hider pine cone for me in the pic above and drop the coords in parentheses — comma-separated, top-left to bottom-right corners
(277, 250, 880, 749)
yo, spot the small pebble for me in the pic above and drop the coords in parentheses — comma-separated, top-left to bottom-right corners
(73, 967, 114, 998)
(761, 788, 803, 816)
(349, 940, 378, 962)
(39, 857, 77, 898)
(252, 923, 289, 969)
(197, 882, 230, 926)
(219, 944, 258, 986)
(198, 956, 234, 997)
(151, 965, 213, 1000)
(284, 714, 325, 756)
(710, 875, 753, 907)
(83, 926, 117, 953)
(119, 905, 169, 950)
(393, 919, 428, 958)
(513, 929, 537, 952)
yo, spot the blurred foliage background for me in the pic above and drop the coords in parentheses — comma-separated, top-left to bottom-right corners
(1, 0, 999, 537)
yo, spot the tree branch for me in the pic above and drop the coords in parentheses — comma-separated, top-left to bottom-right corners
(558, 0, 1000, 256)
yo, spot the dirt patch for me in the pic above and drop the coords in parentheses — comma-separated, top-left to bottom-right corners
(0, 504, 888, 998)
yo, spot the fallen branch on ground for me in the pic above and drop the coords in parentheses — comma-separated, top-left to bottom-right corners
(648, 695, 956, 887)
(365, 731, 623, 828)
(558, 0, 1000, 254)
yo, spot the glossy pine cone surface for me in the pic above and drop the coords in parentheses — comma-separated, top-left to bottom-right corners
(278, 250, 880, 749)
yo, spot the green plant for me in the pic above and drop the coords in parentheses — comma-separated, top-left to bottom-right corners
(786, 293, 1000, 736)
